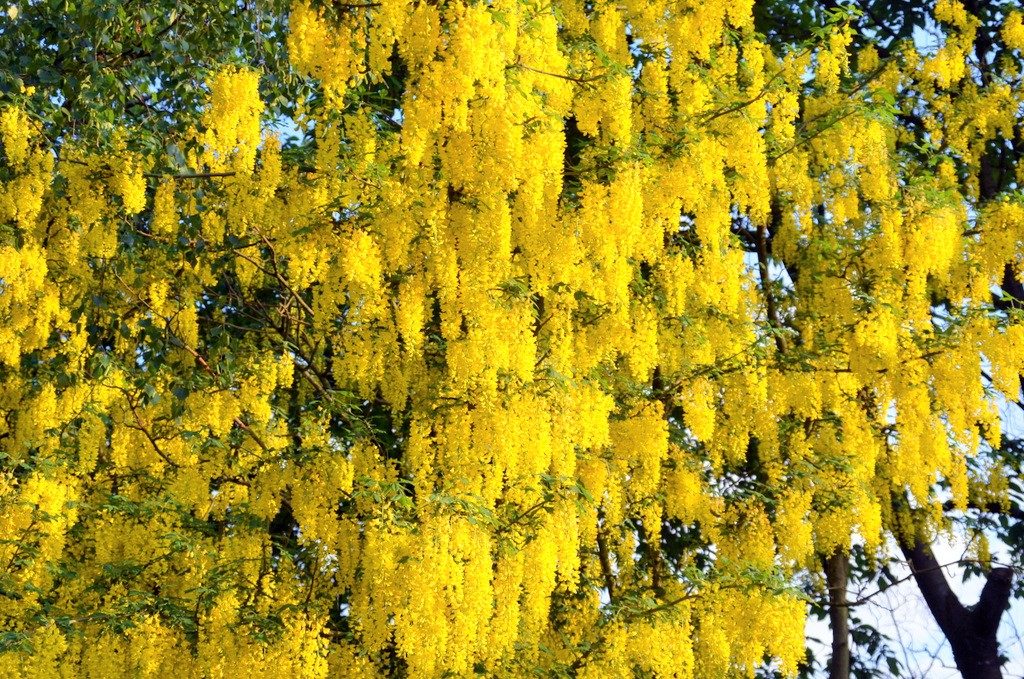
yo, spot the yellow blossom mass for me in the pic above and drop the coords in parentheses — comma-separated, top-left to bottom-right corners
(0, 0, 1021, 677)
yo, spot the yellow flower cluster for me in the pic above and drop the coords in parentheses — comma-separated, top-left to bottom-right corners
(1005, 11, 1024, 51)
(0, 244, 62, 365)
(199, 66, 264, 172)
(0, 106, 51, 230)
(0, 0, 1022, 676)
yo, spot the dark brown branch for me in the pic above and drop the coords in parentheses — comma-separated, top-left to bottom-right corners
(509, 57, 606, 84)
(596, 521, 616, 602)
(143, 171, 238, 179)
(701, 65, 791, 125)
(834, 557, 1008, 608)
(823, 552, 851, 679)
(124, 397, 180, 469)
(757, 206, 788, 354)
(900, 531, 1012, 679)
(975, 567, 1014, 639)
(942, 499, 1024, 523)
(901, 536, 967, 632)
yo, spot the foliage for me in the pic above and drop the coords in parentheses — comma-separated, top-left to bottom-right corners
(0, 0, 1021, 677)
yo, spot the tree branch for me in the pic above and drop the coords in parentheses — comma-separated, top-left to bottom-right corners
(899, 535, 966, 635)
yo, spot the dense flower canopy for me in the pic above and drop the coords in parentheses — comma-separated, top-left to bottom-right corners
(0, 0, 1022, 676)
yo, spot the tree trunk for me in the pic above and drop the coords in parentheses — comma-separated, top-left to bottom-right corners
(900, 537, 1012, 679)
(824, 551, 851, 679)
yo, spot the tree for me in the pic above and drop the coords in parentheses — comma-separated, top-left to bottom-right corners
(750, 2, 1024, 677)
(0, 0, 1021, 677)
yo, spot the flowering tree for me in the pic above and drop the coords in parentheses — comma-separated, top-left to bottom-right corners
(751, 3, 1024, 677)
(0, 1, 1021, 677)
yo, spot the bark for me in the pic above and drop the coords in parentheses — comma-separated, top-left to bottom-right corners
(900, 536, 1012, 679)
(824, 552, 851, 679)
